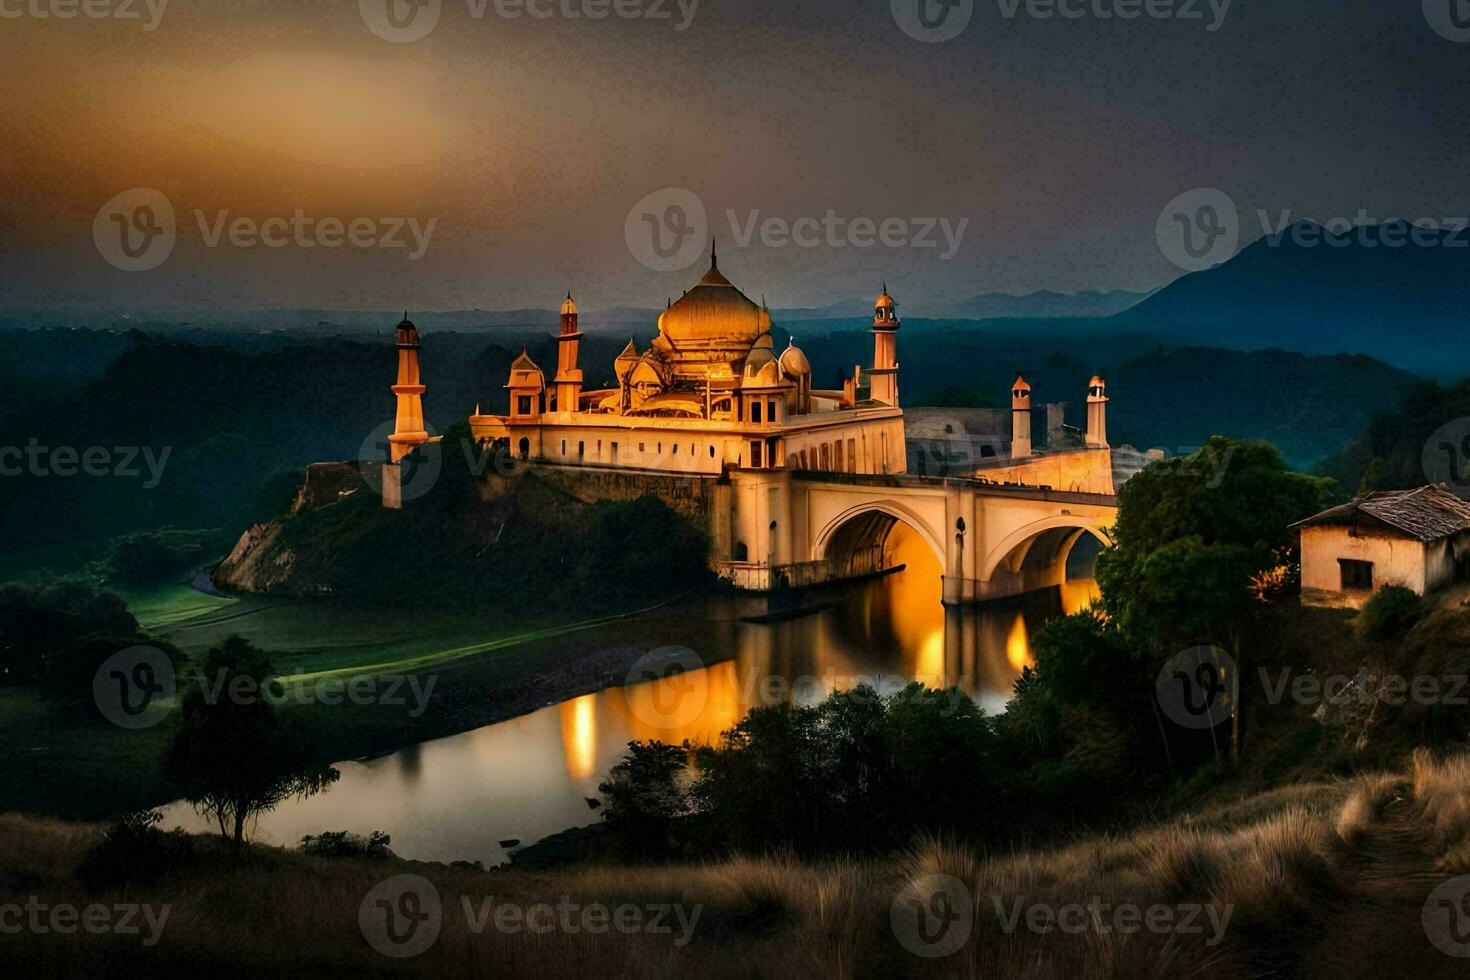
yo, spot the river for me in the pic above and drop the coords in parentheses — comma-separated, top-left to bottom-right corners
(160, 525, 1098, 865)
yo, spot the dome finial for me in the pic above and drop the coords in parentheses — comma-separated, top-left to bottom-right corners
(710, 237, 717, 269)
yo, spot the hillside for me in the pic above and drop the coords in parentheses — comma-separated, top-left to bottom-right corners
(1116, 221, 1469, 378)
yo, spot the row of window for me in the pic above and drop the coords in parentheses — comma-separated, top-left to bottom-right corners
(788, 438, 860, 473)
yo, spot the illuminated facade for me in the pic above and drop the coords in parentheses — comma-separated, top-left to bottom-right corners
(468, 247, 907, 477)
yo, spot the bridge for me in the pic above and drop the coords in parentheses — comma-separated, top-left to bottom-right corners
(714, 464, 1116, 605)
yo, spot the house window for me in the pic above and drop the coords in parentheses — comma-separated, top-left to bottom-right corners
(709, 445, 716, 458)
(752, 401, 763, 424)
(560, 439, 566, 456)
(750, 441, 763, 468)
(611, 442, 618, 463)
(834, 441, 843, 471)
(767, 398, 777, 421)
(1339, 559, 1374, 591)
(578, 441, 585, 461)
(517, 395, 532, 416)
(820, 444, 831, 470)
(847, 439, 856, 472)
(639, 442, 645, 453)
(517, 437, 529, 459)
(734, 541, 749, 561)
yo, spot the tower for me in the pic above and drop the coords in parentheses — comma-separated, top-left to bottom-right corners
(869, 283, 900, 406)
(506, 348, 545, 419)
(1011, 376, 1032, 459)
(553, 292, 583, 414)
(388, 313, 429, 464)
(1086, 375, 1109, 448)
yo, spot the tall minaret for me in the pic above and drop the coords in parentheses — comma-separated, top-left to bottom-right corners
(1086, 375, 1109, 448)
(870, 283, 900, 406)
(388, 313, 429, 463)
(553, 292, 583, 414)
(1010, 376, 1032, 459)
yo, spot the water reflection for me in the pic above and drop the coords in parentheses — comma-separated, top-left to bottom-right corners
(162, 525, 1096, 865)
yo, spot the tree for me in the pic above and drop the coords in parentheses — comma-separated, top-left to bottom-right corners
(0, 580, 138, 685)
(164, 636, 338, 844)
(1095, 437, 1334, 765)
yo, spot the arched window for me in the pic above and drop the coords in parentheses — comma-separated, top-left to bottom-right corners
(517, 437, 530, 459)
(734, 541, 749, 561)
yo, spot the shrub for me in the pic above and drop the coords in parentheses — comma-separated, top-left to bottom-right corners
(1361, 585, 1422, 638)
(0, 580, 138, 685)
(75, 810, 196, 888)
(299, 830, 393, 859)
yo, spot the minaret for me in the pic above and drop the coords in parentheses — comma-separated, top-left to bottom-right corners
(870, 283, 900, 407)
(388, 313, 429, 463)
(553, 292, 583, 414)
(1086, 375, 1109, 448)
(1011, 376, 1032, 459)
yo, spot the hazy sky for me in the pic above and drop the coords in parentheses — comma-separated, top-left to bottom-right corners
(1, 0, 1467, 312)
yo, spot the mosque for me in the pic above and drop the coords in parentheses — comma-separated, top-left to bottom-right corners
(382, 247, 1119, 601)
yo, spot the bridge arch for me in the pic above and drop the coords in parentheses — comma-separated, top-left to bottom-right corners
(811, 499, 947, 580)
(980, 516, 1113, 592)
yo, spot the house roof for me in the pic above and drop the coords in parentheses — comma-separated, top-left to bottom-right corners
(1293, 484, 1470, 542)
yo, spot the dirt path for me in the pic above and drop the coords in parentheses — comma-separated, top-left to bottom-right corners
(1290, 795, 1461, 978)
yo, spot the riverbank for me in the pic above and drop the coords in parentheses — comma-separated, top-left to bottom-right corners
(0, 580, 740, 821)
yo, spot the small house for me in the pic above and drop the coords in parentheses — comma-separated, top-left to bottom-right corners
(1294, 484, 1470, 607)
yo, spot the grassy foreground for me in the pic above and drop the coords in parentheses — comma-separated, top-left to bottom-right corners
(7, 754, 1470, 977)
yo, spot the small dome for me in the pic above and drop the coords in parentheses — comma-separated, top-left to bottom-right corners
(752, 331, 774, 350)
(560, 293, 577, 316)
(875, 289, 895, 310)
(1089, 375, 1104, 387)
(1013, 375, 1031, 392)
(745, 345, 776, 376)
(780, 340, 811, 377)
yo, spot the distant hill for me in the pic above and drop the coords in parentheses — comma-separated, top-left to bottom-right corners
(1312, 378, 1470, 500)
(938, 290, 1147, 320)
(1115, 221, 1470, 378)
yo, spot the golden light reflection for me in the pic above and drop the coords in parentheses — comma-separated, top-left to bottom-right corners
(1005, 612, 1034, 672)
(601, 659, 745, 748)
(1060, 578, 1102, 615)
(884, 523, 947, 686)
(559, 694, 597, 783)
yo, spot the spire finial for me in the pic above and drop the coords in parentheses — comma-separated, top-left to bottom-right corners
(710, 237, 717, 268)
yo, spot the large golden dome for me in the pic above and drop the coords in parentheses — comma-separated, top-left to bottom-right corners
(656, 250, 765, 348)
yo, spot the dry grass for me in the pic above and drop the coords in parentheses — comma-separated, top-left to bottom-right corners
(1334, 772, 1404, 845)
(0, 777, 1394, 979)
(1408, 748, 1470, 871)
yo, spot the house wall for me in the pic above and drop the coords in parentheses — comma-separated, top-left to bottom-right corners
(1300, 525, 1427, 608)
